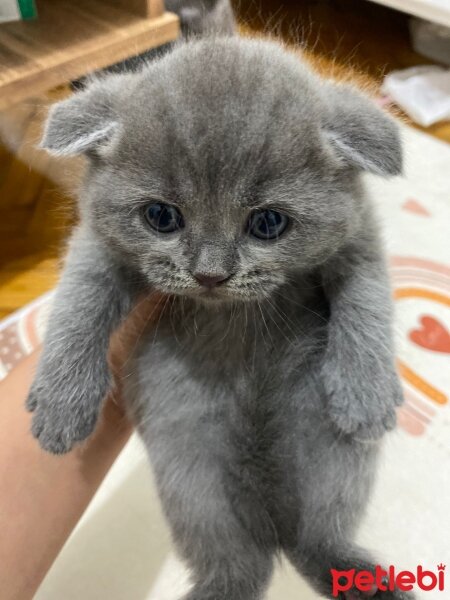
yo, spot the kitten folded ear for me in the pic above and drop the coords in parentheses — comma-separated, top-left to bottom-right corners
(321, 83, 402, 177)
(40, 77, 125, 156)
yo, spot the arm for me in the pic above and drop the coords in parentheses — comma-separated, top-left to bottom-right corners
(320, 224, 403, 440)
(0, 352, 132, 600)
(0, 293, 162, 599)
(28, 226, 137, 454)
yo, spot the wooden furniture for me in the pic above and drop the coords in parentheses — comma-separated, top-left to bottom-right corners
(0, 0, 179, 110)
(0, 0, 178, 316)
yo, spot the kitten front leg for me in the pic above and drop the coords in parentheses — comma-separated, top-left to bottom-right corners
(28, 227, 135, 454)
(320, 227, 403, 440)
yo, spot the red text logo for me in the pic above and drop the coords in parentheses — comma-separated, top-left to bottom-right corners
(331, 564, 446, 597)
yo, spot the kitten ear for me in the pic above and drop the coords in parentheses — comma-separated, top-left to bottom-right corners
(321, 83, 402, 177)
(40, 78, 122, 156)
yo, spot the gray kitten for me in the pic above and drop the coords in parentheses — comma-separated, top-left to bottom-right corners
(166, 0, 235, 35)
(28, 38, 411, 600)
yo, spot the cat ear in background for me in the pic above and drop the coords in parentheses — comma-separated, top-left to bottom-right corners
(40, 78, 123, 156)
(321, 83, 402, 177)
(179, 6, 203, 32)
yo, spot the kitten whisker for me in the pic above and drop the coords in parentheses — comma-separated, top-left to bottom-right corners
(149, 294, 172, 352)
(117, 289, 161, 373)
(274, 289, 328, 324)
(257, 299, 275, 350)
(168, 296, 183, 348)
(263, 296, 299, 348)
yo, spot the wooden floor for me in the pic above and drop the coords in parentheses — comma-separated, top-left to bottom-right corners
(1, 0, 449, 318)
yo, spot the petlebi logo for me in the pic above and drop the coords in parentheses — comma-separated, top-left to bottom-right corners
(331, 564, 446, 596)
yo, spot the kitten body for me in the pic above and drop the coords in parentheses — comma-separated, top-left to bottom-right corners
(126, 285, 377, 599)
(30, 38, 410, 599)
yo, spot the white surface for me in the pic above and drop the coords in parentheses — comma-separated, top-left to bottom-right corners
(368, 0, 450, 28)
(382, 66, 450, 126)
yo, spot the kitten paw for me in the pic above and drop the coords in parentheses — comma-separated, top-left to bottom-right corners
(325, 367, 403, 441)
(25, 383, 42, 412)
(329, 402, 397, 441)
(31, 402, 99, 454)
(27, 367, 109, 454)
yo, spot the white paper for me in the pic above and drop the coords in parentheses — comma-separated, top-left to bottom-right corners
(381, 65, 450, 126)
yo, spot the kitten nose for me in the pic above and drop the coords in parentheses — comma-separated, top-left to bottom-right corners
(193, 272, 231, 288)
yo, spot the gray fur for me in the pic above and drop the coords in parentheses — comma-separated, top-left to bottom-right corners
(79, 0, 235, 85)
(166, 0, 235, 36)
(31, 38, 411, 599)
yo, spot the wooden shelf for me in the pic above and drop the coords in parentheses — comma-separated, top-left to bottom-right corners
(0, 0, 179, 110)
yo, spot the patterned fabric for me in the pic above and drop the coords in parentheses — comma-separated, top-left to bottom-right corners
(392, 257, 450, 437)
(1, 124, 448, 599)
(0, 292, 52, 380)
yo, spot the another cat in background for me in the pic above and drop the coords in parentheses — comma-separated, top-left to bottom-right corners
(29, 37, 411, 600)
(72, 0, 235, 87)
(166, 0, 235, 35)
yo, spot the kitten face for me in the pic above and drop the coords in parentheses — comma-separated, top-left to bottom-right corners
(44, 39, 401, 304)
(78, 40, 361, 304)
(89, 164, 352, 304)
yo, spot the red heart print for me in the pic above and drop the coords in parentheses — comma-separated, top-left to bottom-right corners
(409, 315, 450, 354)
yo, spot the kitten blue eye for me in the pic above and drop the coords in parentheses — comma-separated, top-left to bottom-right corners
(247, 209, 289, 240)
(144, 202, 184, 233)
